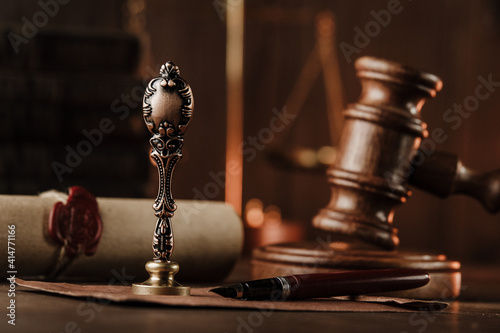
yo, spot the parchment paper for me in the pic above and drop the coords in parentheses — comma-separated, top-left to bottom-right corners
(17, 279, 449, 313)
(0, 194, 243, 282)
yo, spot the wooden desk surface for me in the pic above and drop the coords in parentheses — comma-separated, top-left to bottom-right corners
(2, 262, 499, 333)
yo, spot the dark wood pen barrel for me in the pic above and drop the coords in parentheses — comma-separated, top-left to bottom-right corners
(286, 269, 430, 300)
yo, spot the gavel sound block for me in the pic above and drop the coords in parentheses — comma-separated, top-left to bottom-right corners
(252, 57, 477, 299)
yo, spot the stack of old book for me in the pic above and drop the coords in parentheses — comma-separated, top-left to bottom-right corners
(0, 26, 149, 197)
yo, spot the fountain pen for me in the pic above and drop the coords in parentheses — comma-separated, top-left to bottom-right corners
(210, 269, 429, 301)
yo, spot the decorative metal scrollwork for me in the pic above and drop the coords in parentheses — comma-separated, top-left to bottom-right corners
(143, 62, 193, 261)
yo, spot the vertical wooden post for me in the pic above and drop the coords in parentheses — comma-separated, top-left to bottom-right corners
(225, 0, 245, 215)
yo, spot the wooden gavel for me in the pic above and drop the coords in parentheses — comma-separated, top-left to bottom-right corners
(314, 56, 500, 250)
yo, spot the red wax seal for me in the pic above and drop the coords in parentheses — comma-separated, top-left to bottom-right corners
(48, 186, 102, 258)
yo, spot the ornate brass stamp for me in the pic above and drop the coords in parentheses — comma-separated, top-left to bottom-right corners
(132, 62, 193, 296)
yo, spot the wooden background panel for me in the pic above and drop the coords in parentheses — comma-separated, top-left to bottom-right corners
(237, 0, 500, 262)
(144, 1, 228, 203)
(0, 0, 499, 263)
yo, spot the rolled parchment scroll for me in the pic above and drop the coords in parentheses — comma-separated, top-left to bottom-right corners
(0, 192, 243, 282)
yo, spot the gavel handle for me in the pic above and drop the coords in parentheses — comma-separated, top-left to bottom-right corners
(409, 150, 500, 213)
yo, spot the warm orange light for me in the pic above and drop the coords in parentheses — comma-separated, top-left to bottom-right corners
(387, 210, 395, 224)
(412, 137, 422, 149)
(317, 145, 337, 165)
(246, 208, 265, 228)
(294, 148, 317, 167)
(245, 199, 265, 228)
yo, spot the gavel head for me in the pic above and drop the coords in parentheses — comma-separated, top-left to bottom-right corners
(313, 56, 443, 250)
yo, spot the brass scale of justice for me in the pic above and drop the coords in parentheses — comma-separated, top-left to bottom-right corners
(131, 61, 499, 298)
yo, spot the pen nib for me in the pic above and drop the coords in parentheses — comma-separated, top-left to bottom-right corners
(209, 286, 238, 299)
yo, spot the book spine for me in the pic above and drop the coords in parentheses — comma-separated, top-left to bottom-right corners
(0, 143, 149, 179)
(0, 72, 145, 105)
(1, 28, 140, 73)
